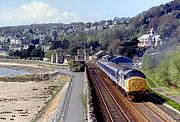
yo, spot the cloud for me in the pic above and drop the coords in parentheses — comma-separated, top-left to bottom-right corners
(0, 1, 80, 26)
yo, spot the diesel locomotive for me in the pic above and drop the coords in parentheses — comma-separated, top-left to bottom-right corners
(97, 59, 146, 100)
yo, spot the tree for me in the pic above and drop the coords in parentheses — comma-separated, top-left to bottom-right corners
(50, 40, 62, 50)
(62, 39, 69, 49)
(45, 50, 52, 58)
(21, 49, 30, 58)
(142, 53, 153, 70)
(28, 45, 35, 53)
(14, 50, 22, 57)
(30, 46, 45, 58)
(8, 50, 14, 57)
(31, 39, 39, 45)
(119, 37, 139, 58)
(108, 39, 121, 55)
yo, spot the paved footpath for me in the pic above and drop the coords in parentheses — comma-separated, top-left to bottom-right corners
(65, 72, 84, 122)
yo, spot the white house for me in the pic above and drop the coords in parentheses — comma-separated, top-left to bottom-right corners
(138, 28, 162, 47)
(0, 37, 5, 43)
(0, 50, 8, 57)
(10, 39, 21, 45)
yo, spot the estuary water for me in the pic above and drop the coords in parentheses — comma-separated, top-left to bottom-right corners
(0, 68, 29, 77)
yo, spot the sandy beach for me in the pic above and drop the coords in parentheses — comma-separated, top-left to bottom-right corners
(0, 60, 70, 122)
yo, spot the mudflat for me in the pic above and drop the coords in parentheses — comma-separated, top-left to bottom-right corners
(0, 60, 70, 122)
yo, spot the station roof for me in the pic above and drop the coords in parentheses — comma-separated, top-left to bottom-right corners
(110, 56, 133, 64)
(102, 55, 116, 61)
(107, 56, 116, 61)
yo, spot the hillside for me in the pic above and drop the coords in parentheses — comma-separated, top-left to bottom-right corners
(128, 0, 180, 41)
(0, 0, 179, 58)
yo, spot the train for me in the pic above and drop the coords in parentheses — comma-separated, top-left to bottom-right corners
(97, 58, 146, 100)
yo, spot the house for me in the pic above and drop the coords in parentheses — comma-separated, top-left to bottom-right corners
(138, 28, 162, 47)
(22, 44, 29, 50)
(0, 37, 5, 43)
(9, 45, 21, 51)
(10, 38, 21, 45)
(0, 48, 8, 57)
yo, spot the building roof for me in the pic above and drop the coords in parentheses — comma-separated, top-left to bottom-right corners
(150, 28, 154, 33)
(94, 50, 105, 56)
(138, 34, 150, 41)
(110, 56, 133, 64)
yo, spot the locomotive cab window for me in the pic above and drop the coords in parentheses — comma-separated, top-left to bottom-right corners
(126, 71, 145, 79)
(124, 75, 127, 79)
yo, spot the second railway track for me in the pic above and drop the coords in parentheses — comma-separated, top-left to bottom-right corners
(87, 63, 131, 122)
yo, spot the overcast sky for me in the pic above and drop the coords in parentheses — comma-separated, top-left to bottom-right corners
(0, 0, 171, 27)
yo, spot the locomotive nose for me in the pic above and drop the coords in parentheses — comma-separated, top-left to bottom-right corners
(126, 77, 146, 92)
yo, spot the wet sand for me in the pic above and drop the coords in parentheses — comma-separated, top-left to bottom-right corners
(0, 60, 70, 122)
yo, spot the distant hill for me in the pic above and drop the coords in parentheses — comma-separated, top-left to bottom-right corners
(0, 0, 179, 58)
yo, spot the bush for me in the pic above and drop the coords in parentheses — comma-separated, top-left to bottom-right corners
(69, 62, 85, 72)
(142, 49, 180, 88)
(142, 53, 153, 70)
(156, 52, 180, 87)
(76, 64, 85, 72)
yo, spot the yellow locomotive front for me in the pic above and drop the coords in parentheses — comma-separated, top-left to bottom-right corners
(126, 77, 146, 100)
(122, 69, 146, 100)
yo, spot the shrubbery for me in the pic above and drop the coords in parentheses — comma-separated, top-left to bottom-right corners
(155, 52, 180, 88)
(142, 50, 180, 88)
(8, 45, 45, 59)
(69, 61, 85, 72)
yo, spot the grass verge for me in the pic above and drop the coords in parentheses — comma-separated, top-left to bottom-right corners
(142, 70, 180, 111)
(151, 90, 180, 111)
(141, 70, 157, 88)
(80, 93, 88, 116)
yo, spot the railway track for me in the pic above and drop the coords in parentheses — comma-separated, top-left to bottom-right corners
(87, 63, 176, 122)
(143, 102, 174, 122)
(87, 63, 131, 122)
(130, 101, 173, 122)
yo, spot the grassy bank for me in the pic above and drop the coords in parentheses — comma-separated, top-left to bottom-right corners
(142, 70, 180, 111)
(0, 73, 56, 82)
(141, 49, 180, 111)
(142, 70, 157, 88)
(151, 89, 180, 111)
(32, 81, 65, 122)
(33, 74, 71, 121)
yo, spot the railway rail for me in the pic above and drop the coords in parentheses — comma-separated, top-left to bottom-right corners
(130, 101, 174, 122)
(87, 63, 176, 122)
(87, 63, 131, 122)
(143, 102, 174, 121)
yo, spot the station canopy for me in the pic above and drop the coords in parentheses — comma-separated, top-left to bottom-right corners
(110, 56, 133, 64)
(107, 56, 116, 61)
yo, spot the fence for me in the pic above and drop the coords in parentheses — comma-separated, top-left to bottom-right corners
(51, 73, 74, 122)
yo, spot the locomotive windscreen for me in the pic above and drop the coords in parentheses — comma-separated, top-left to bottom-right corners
(125, 70, 145, 79)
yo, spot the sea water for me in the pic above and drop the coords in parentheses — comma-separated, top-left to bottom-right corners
(0, 68, 29, 77)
